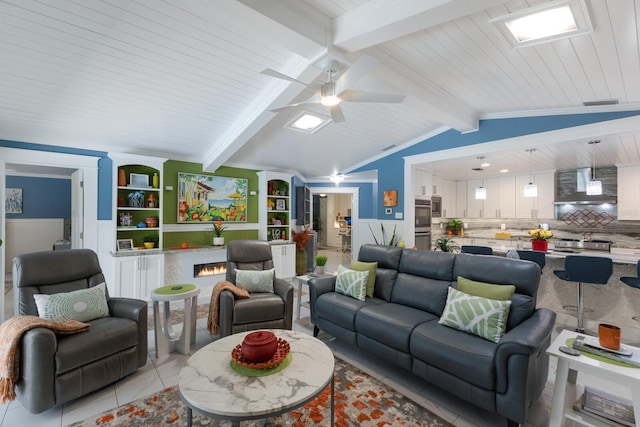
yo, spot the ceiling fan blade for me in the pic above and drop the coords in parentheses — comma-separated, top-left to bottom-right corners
(330, 105, 345, 123)
(334, 54, 379, 94)
(260, 68, 314, 89)
(269, 94, 322, 112)
(340, 89, 405, 104)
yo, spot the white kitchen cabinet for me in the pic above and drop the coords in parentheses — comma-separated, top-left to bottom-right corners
(466, 179, 485, 218)
(270, 243, 296, 278)
(618, 166, 640, 220)
(414, 169, 432, 196)
(112, 254, 164, 300)
(483, 177, 516, 218)
(455, 181, 467, 217)
(515, 172, 555, 219)
(433, 176, 456, 218)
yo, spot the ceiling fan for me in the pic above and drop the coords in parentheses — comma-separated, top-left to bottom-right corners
(261, 55, 405, 123)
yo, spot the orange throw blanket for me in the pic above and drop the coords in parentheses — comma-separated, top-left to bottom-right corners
(207, 281, 249, 335)
(0, 315, 90, 403)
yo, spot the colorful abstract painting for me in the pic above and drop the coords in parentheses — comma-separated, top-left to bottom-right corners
(177, 173, 247, 223)
(383, 190, 397, 207)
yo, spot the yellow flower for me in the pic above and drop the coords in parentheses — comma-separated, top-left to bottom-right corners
(528, 229, 553, 241)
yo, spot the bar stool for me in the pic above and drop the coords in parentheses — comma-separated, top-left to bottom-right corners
(461, 245, 493, 255)
(553, 256, 613, 333)
(620, 260, 640, 321)
(516, 250, 546, 274)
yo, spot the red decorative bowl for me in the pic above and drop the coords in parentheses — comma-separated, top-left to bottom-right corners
(232, 338, 290, 369)
(240, 331, 278, 362)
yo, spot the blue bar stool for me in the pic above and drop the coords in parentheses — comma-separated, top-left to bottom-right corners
(553, 255, 613, 333)
(516, 250, 546, 274)
(461, 245, 493, 255)
(620, 260, 640, 321)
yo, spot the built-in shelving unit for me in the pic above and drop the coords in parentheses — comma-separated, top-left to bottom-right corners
(258, 171, 293, 242)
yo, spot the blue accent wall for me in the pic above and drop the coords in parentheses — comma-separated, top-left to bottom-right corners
(352, 111, 640, 219)
(0, 139, 110, 220)
(5, 176, 71, 218)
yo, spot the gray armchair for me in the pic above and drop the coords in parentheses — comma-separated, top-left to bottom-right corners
(218, 240, 293, 337)
(12, 249, 147, 413)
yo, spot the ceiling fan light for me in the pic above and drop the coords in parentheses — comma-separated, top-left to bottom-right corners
(475, 186, 487, 200)
(330, 174, 344, 185)
(586, 179, 602, 195)
(320, 82, 341, 106)
(524, 182, 538, 197)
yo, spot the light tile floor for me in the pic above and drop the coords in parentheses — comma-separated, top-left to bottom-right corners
(0, 249, 634, 427)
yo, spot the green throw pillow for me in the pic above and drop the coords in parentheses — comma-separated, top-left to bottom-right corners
(438, 287, 512, 343)
(335, 265, 368, 301)
(235, 269, 274, 293)
(350, 260, 378, 298)
(34, 282, 109, 323)
(457, 276, 516, 301)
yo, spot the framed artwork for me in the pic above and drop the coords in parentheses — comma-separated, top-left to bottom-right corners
(5, 188, 23, 214)
(383, 190, 398, 207)
(117, 239, 134, 251)
(276, 199, 286, 210)
(177, 173, 248, 223)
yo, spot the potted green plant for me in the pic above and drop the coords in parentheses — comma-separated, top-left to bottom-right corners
(432, 237, 460, 253)
(143, 235, 158, 249)
(446, 219, 463, 236)
(315, 255, 328, 274)
(212, 220, 226, 246)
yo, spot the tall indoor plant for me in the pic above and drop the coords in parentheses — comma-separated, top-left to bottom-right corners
(292, 229, 312, 276)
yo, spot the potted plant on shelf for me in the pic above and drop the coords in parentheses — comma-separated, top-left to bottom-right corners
(315, 255, 328, 274)
(432, 237, 460, 253)
(143, 235, 158, 250)
(213, 220, 226, 246)
(528, 228, 553, 252)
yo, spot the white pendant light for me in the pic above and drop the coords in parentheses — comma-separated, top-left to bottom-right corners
(475, 186, 487, 200)
(586, 140, 602, 196)
(524, 148, 538, 197)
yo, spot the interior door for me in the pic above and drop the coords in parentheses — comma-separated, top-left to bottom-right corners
(71, 170, 84, 249)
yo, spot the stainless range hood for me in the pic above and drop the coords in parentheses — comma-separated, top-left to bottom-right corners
(554, 166, 617, 205)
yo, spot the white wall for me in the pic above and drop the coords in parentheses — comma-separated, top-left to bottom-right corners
(5, 219, 64, 270)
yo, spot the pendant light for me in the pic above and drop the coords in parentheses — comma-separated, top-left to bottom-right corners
(524, 148, 538, 197)
(474, 156, 487, 199)
(586, 140, 602, 196)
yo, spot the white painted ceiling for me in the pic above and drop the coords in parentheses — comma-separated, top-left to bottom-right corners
(1, 0, 640, 182)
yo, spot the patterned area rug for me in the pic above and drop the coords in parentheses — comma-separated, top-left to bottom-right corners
(146, 303, 210, 330)
(68, 358, 452, 427)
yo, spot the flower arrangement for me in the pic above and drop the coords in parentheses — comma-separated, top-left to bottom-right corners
(292, 229, 312, 250)
(212, 220, 226, 237)
(528, 229, 553, 241)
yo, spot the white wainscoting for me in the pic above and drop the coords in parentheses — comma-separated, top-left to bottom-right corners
(4, 219, 64, 273)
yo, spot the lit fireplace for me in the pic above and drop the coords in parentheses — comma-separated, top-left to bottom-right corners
(194, 262, 227, 278)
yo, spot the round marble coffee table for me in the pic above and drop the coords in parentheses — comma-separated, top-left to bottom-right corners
(178, 329, 335, 427)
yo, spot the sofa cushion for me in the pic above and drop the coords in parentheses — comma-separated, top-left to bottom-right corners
(350, 260, 378, 298)
(315, 292, 384, 331)
(391, 273, 450, 316)
(457, 276, 516, 301)
(34, 283, 109, 323)
(438, 287, 511, 343)
(355, 303, 437, 352)
(411, 320, 497, 390)
(335, 265, 368, 301)
(56, 316, 139, 374)
(358, 245, 403, 302)
(233, 293, 284, 324)
(235, 269, 274, 293)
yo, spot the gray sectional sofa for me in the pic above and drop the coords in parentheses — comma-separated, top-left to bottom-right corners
(309, 244, 556, 426)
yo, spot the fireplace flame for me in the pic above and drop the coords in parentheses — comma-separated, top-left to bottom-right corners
(195, 264, 227, 277)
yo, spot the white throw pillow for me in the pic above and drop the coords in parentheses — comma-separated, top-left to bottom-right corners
(34, 282, 109, 323)
(235, 268, 275, 293)
(335, 265, 368, 301)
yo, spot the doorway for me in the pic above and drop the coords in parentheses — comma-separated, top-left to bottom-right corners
(309, 187, 359, 258)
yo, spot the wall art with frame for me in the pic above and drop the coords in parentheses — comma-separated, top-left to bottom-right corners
(177, 173, 248, 223)
(5, 188, 23, 214)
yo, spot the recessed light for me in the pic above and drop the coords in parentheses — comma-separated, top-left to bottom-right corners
(490, 0, 592, 48)
(500, 169, 509, 173)
(481, 163, 491, 168)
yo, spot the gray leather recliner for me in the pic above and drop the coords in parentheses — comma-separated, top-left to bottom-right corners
(12, 249, 148, 414)
(218, 240, 293, 337)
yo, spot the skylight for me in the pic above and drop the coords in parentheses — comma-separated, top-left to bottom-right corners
(285, 111, 331, 134)
(490, 0, 592, 48)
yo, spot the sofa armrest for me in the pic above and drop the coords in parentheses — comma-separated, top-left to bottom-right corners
(108, 297, 148, 367)
(494, 308, 556, 391)
(274, 278, 294, 330)
(16, 328, 57, 414)
(308, 276, 337, 324)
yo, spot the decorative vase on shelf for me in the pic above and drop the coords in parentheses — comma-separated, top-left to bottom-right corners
(531, 240, 548, 252)
(118, 169, 126, 186)
(213, 237, 224, 246)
